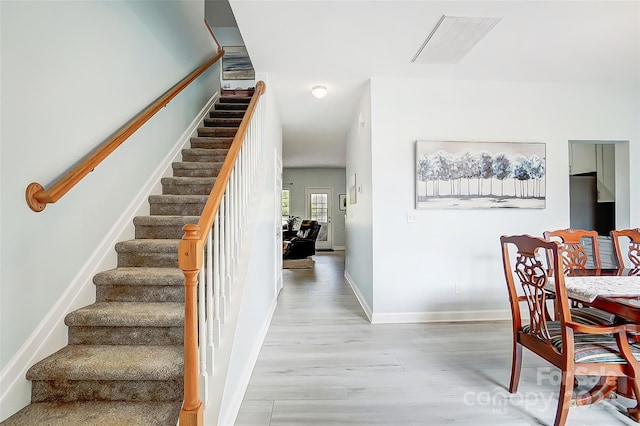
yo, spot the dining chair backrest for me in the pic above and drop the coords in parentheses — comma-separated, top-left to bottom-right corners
(501, 235, 568, 344)
(544, 228, 601, 273)
(610, 228, 640, 269)
(500, 234, 640, 426)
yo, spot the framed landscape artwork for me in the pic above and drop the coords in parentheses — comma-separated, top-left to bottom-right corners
(415, 140, 546, 209)
(222, 46, 255, 80)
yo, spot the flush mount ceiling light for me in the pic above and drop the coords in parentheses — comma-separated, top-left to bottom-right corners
(311, 85, 328, 99)
(412, 15, 501, 64)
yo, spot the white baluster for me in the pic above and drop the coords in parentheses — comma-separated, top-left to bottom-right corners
(198, 252, 208, 403)
(206, 227, 216, 360)
(224, 183, 233, 297)
(213, 211, 221, 347)
(215, 209, 226, 324)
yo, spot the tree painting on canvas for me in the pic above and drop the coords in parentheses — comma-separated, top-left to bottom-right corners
(415, 141, 546, 209)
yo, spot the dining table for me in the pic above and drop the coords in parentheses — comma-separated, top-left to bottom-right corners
(563, 268, 640, 323)
(558, 268, 640, 401)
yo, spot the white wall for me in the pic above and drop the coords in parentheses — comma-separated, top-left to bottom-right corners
(217, 73, 282, 425)
(0, 0, 219, 415)
(344, 82, 374, 316)
(282, 168, 347, 248)
(365, 78, 639, 322)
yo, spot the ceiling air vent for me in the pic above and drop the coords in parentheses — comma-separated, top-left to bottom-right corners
(412, 15, 501, 64)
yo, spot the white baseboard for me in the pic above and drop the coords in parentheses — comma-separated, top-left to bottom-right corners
(332, 246, 346, 251)
(344, 271, 373, 323)
(371, 310, 511, 324)
(342, 272, 510, 325)
(0, 91, 219, 421)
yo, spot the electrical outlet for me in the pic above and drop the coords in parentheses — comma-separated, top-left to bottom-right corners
(455, 283, 463, 294)
(407, 211, 417, 223)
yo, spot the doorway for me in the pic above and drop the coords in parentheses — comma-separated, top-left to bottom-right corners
(306, 187, 332, 250)
(568, 142, 618, 235)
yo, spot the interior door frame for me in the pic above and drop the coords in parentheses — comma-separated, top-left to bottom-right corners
(568, 140, 630, 230)
(305, 187, 332, 250)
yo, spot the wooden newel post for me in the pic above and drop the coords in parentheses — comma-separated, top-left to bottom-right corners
(179, 224, 204, 426)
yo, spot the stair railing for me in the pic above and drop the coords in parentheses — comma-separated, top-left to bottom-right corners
(25, 50, 224, 212)
(179, 81, 266, 425)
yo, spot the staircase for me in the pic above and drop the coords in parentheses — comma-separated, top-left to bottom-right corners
(1, 90, 253, 426)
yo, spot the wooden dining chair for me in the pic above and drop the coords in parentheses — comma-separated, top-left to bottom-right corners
(542, 228, 615, 322)
(610, 228, 640, 270)
(544, 228, 601, 273)
(501, 234, 640, 426)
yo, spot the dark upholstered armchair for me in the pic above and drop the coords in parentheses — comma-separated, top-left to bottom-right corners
(283, 220, 321, 260)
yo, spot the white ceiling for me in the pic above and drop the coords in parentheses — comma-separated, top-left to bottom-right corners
(229, 1, 640, 168)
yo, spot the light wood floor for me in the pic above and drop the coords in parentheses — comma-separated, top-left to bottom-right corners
(235, 251, 637, 426)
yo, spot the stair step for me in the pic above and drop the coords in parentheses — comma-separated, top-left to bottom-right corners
(65, 302, 183, 345)
(197, 126, 238, 137)
(181, 148, 229, 163)
(209, 109, 245, 119)
(190, 136, 233, 149)
(221, 88, 254, 96)
(161, 176, 216, 195)
(213, 102, 248, 111)
(26, 345, 183, 402)
(134, 215, 199, 239)
(94, 267, 184, 302)
(218, 96, 251, 104)
(0, 401, 181, 426)
(203, 117, 243, 127)
(115, 239, 180, 268)
(172, 161, 223, 178)
(149, 194, 208, 216)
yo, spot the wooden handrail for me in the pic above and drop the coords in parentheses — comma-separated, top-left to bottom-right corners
(190, 80, 266, 244)
(25, 50, 224, 212)
(178, 80, 266, 425)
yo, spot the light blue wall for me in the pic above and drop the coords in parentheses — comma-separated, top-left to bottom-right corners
(282, 168, 347, 248)
(0, 0, 219, 408)
(345, 82, 374, 313)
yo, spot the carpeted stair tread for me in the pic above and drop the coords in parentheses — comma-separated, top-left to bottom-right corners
(148, 195, 208, 216)
(203, 117, 243, 127)
(197, 126, 237, 137)
(115, 239, 180, 253)
(172, 161, 223, 177)
(26, 345, 182, 381)
(161, 177, 216, 195)
(65, 302, 183, 327)
(209, 109, 245, 118)
(182, 147, 229, 157)
(0, 401, 181, 426)
(133, 215, 199, 227)
(149, 194, 209, 203)
(218, 96, 251, 103)
(213, 102, 248, 110)
(115, 240, 180, 267)
(93, 267, 185, 303)
(94, 267, 183, 286)
(161, 176, 216, 186)
(189, 136, 233, 149)
(134, 215, 199, 239)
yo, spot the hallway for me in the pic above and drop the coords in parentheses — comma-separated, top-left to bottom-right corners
(234, 252, 636, 426)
